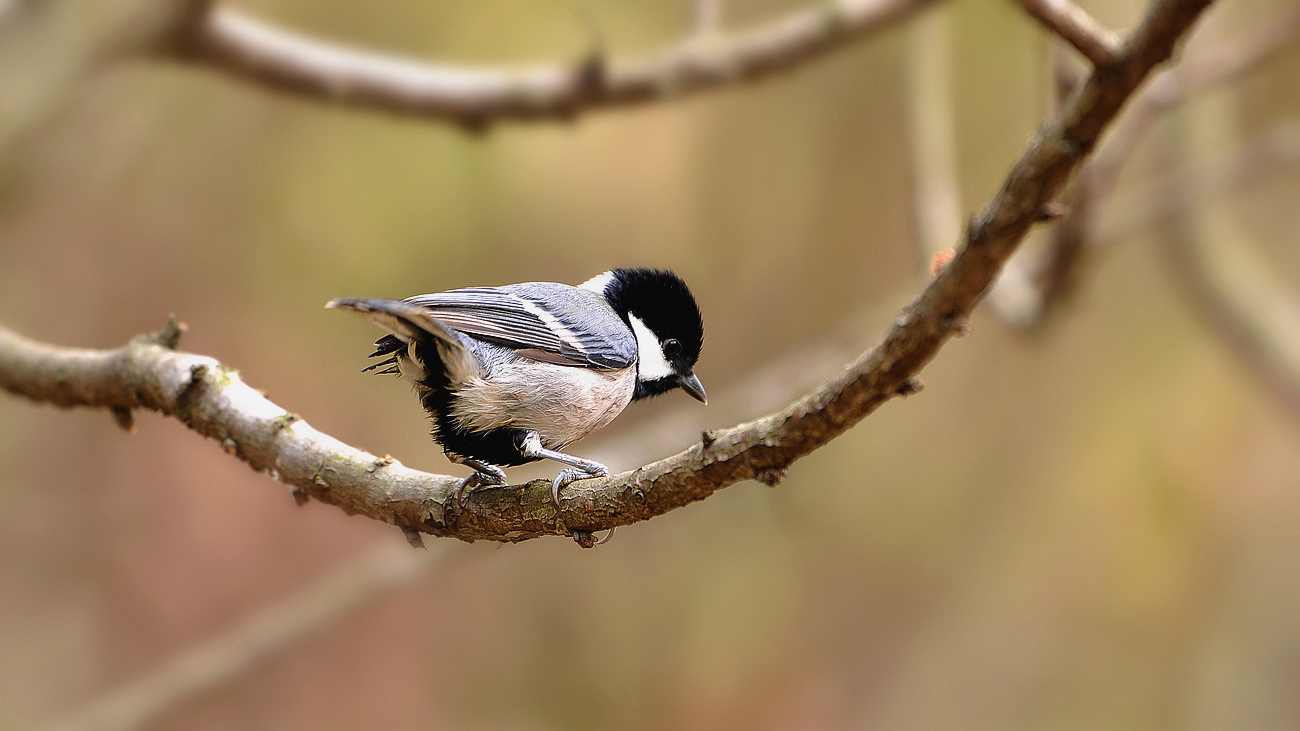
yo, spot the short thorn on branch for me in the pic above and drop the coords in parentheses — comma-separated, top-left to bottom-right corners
(111, 406, 136, 433)
(139, 313, 187, 350)
(896, 378, 925, 396)
(1036, 202, 1070, 221)
(401, 526, 426, 549)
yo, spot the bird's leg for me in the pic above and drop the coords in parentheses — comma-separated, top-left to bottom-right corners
(516, 431, 609, 505)
(449, 456, 507, 505)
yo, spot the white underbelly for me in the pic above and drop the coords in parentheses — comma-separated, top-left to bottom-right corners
(449, 363, 637, 448)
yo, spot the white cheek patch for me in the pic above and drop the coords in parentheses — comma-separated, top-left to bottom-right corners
(628, 314, 673, 381)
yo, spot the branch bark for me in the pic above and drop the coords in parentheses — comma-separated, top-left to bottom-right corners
(166, 0, 941, 128)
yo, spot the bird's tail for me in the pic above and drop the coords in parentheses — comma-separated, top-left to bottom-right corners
(326, 297, 478, 382)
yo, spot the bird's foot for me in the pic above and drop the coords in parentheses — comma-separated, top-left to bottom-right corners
(453, 460, 506, 507)
(551, 461, 610, 506)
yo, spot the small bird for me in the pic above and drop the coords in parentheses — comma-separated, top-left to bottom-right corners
(328, 268, 706, 504)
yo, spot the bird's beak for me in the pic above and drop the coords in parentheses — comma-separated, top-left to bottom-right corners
(678, 371, 708, 404)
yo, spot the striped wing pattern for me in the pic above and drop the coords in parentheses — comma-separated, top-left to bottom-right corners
(404, 285, 636, 369)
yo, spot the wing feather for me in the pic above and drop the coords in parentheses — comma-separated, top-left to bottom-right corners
(404, 285, 635, 369)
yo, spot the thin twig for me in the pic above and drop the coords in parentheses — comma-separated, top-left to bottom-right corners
(1102, 120, 1300, 244)
(986, 45, 1090, 328)
(988, 2, 1300, 330)
(694, 0, 723, 38)
(0, 0, 1217, 544)
(1157, 96, 1300, 421)
(167, 0, 941, 128)
(1015, 0, 1122, 66)
(1088, 0, 1300, 209)
(905, 6, 963, 262)
(1029, 50, 1093, 316)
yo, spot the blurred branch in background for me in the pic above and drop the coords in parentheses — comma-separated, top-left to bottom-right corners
(0, 0, 1217, 546)
(42, 539, 444, 731)
(905, 5, 962, 264)
(1013, 0, 1121, 66)
(166, 0, 941, 129)
(988, 1, 1300, 329)
(0, 0, 195, 152)
(1157, 91, 1300, 422)
(1103, 120, 1300, 245)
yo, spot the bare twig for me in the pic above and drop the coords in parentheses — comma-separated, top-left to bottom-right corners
(1087, 0, 1300, 209)
(906, 6, 963, 262)
(1156, 96, 1300, 421)
(41, 539, 442, 731)
(988, 2, 1300, 330)
(1103, 120, 1300, 244)
(0, 0, 200, 153)
(694, 0, 724, 38)
(1014, 0, 1122, 67)
(1, 0, 1215, 544)
(167, 0, 941, 128)
(986, 46, 1091, 328)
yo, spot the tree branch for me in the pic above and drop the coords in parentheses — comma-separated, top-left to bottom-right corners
(166, 0, 941, 128)
(1014, 0, 1122, 67)
(1, 0, 1215, 545)
(988, 2, 1300, 330)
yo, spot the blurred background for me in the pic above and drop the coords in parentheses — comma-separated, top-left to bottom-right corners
(2, 0, 1300, 728)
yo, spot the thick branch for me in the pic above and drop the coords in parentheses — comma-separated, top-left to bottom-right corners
(2, 0, 1214, 544)
(1015, 0, 1122, 66)
(168, 0, 940, 127)
(0, 319, 460, 533)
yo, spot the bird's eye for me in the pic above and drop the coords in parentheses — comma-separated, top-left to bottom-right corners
(663, 339, 682, 357)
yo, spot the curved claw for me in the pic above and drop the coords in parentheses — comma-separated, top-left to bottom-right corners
(455, 465, 506, 506)
(551, 462, 610, 505)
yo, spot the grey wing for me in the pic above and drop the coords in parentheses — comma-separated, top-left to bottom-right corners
(404, 283, 636, 369)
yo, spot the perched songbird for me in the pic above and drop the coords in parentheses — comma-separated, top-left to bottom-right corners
(328, 268, 706, 504)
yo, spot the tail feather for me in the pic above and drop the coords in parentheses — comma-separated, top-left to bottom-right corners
(361, 355, 399, 373)
(368, 334, 404, 359)
(328, 297, 479, 383)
